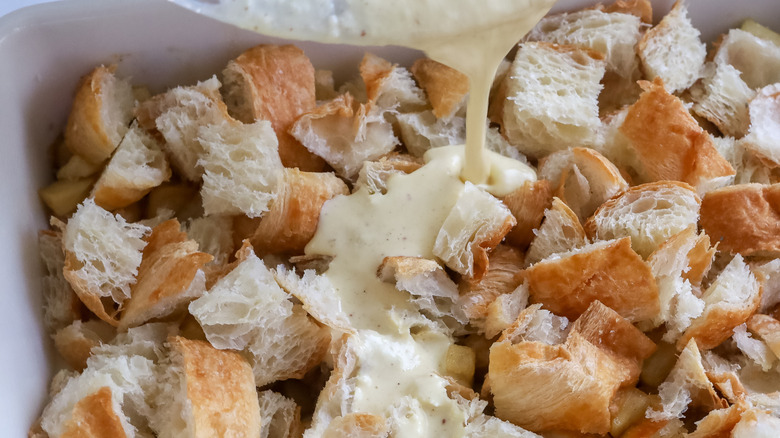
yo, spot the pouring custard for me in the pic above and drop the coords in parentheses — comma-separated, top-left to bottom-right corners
(37, 1, 780, 436)
(170, 0, 555, 435)
(172, 0, 555, 185)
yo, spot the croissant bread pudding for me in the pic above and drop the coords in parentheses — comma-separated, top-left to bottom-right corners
(31, 0, 780, 437)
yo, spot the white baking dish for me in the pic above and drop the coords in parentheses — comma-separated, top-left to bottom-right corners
(0, 0, 777, 434)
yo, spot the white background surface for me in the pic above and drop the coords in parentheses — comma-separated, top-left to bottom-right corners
(0, 0, 58, 18)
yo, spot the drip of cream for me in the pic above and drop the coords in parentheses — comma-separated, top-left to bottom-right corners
(417, 19, 549, 183)
(169, 0, 552, 435)
(425, 146, 537, 197)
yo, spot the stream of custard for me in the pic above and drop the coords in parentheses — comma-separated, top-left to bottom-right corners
(172, 0, 556, 435)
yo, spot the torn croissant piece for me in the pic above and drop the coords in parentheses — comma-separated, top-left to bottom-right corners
(92, 121, 172, 211)
(360, 52, 394, 103)
(681, 230, 716, 287)
(525, 7, 643, 85)
(377, 256, 454, 289)
(274, 265, 353, 333)
(53, 320, 115, 371)
(569, 301, 656, 385)
(637, 1, 706, 94)
(306, 335, 359, 436)
(686, 403, 746, 438)
(371, 152, 423, 174)
(647, 226, 704, 280)
(354, 153, 423, 195)
(753, 259, 780, 313)
(525, 237, 660, 322)
(410, 58, 469, 120)
(603, 0, 653, 24)
(501, 179, 554, 250)
(743, 83, 780, 167)
(39, 344, 157, 437)
(689, 60, 755, 139)
(501, 42, 606, 159)
(497, 303, 571, 345)
(62, 199, 151, 326)
(646, 226, 713, 341)
(746, 314, 780, 359)
(359, 52, 426, 113)
(700, 183, 780, 257)
(203, 240, 254, 289)
(712, 26, 780, 90)
(660, 339, 728, 419)
(619, 78, 735, 191)
(444, 375, 479, 403)
(198, 119, 284, 218)
(154, 336, 262, 437)
(457, 391, 551, 437)
(733, 323, 776, 371)
(457, 245, 524, 331)
(38, 227, 82, 334)
(584, 181, 701, 258)
(434, 183, 517, 280)
(731, 407, 780, 436)
(377, 256, 466, 327)
(118, 219, 213, 330)
(525, 197, 589, 266)
(648, 338, 726, 422)
(489, 339, 621, 434)
(59, 386, 127, 438)
(483, 283, 529, 339)
(537, 147, 628, 222)
(64, 65, 135, 165)
(724, 132, 778, 188)
(188, 248, 330, 387)
(289, 92, 398, 180)
(678, 254, 761, 350)
(322, 413, 388, 438)
(250, 168, 348, 256)
(395, 109, 465, 158)
(222, 44, 326, 171)
(490, 302, 650, 434)
(701, 351, 746, 405)
(257, 390, 302, 438)
(135, 77, 233, 182)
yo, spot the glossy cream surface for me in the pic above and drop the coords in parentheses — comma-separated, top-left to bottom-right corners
(306, 151, 535, 435)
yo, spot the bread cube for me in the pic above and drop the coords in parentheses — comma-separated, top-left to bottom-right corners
(638, 0, 706, 93)
(502, 42, 605, 158)
(64, 65, 135, 164)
